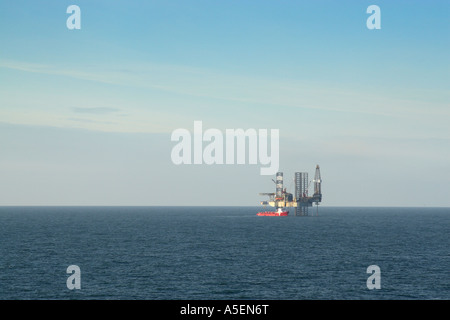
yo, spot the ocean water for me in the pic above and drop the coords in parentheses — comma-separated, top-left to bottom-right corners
(0, 206, 448, 300)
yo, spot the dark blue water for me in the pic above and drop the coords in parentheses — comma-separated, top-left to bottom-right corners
(0, 206, 448, 300)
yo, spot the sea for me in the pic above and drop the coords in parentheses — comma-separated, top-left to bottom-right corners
(0, 206, 448, 300)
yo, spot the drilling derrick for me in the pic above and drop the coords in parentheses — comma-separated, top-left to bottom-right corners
(258, 165, 323, 216)
(275, 172, 283, 200)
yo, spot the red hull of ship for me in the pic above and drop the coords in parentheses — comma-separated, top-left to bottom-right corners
(256, 211, 289, 216)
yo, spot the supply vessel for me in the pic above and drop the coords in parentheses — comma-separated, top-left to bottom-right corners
(256, 208, 289, 216)
(257, 165, 322, 216)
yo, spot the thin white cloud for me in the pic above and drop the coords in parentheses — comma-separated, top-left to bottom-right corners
(72, 107, 120, 115)
(1, 58, 448, 137)
(0, 58, 399, 116)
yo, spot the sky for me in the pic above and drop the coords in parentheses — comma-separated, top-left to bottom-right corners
(0, 0, 449, 206)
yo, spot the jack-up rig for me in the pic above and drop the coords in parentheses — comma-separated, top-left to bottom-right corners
(257, 165, 322, 216)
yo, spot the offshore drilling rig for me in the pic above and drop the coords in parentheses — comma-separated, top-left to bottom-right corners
(258, 165, 322, 216)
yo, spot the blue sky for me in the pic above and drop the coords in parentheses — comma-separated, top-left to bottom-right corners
(0, 1, 449, 206)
